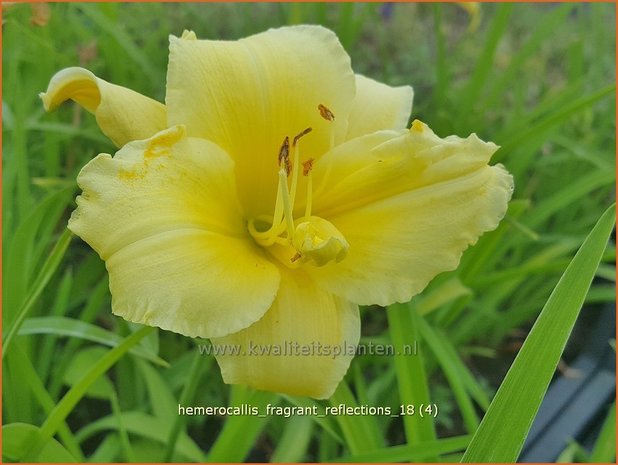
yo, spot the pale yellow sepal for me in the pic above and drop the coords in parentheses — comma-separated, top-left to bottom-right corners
(212, 269, 360, 399)
(346, 74, 413, 140)
(307, 121, 514, 306)
(69, 126, 280, 338)
(40, 67, 166, 147)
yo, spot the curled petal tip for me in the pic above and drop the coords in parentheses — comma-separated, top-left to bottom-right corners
(143, 125, 186, 158)
(41, 67, 166, 147)
(40, 67, 101, 114)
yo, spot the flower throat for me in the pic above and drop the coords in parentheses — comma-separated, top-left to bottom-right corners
(248, 104, 349, 268)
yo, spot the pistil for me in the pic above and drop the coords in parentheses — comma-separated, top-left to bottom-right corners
(302, 158, 315, 218)
(278, 168, 295, 239)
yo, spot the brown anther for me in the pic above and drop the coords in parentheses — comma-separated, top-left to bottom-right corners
(278, 136, 291, 175)
(302, 158, 315, 176)
(291, 252, 302, 263)
(318, 104, 335, 121)
(293, 127, 312, 147)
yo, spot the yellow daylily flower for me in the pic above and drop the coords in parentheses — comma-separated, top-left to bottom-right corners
(41, 25, 513, 399)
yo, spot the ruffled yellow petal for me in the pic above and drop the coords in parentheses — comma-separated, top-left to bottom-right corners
(69, 126, 280, 338)
(306, 121, 513, 306)
(166, 26, 356, 218)
(346, 74, 413, 140)
(40, 67, 166, 147)
(211, 269, 360, 399)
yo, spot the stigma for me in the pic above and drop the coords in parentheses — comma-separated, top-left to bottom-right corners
(248, 105, 349, 268)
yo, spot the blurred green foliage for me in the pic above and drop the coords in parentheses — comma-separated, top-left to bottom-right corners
(2, 3, 615, 462)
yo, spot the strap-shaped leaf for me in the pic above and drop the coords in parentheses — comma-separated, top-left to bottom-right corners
(462, 204, 615, 462)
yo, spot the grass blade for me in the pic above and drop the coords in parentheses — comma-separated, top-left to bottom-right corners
(387, 303, 437, 448)
(3, 423, 77, 463)
(335, 435, 471, 463)
(22, 326, 155, 462)
(456, 3, 513, 123)
(76, 411, 206, 462)
(9, 343, 84, 460)
(164, 351, 209, 461)
(589, 402, 616, 462)
(18, 316, 169, 367)
(270, 416, 314, 462)
(329, 380, 383, 454)
(416, 316, 479, 433)
(498, 84, 616, 156)
(462, 204, 616, 462)
(207, 386, 279, 462)
(75, 4, 159, 79)
(2, 228, 72, 358)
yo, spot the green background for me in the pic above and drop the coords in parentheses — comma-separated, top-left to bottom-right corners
(2, 2, 616, 462)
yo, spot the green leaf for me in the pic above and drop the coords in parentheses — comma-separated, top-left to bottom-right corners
(416, 277, 473, 316)
(76, 412, 206, 462)
(164, 351, 210, 461)
(282, 395, 343, 444)
(22, 326, 155, 462)
(2, 228, 72, 358)
(417, 316, 480, 433)
(3, 186, 72, 320)
(75, 4, 159, 79)
(589, 402, 616, 462)
(498, 84, 616, 156)
(525, 170, 615, 228)
(89, 434, 120, 462)
(462, 204, 616, 462)
(62, 347, 114, 400)
(136, 359, 177, 419)
(334, 435, 471, 462)
(3, 423, 76, 463)
(480, 3, 576, 110)
(7, 343, 84, 460)
(456, 3, 513, 123)
(270, 416, 314, 462)
(18, 316, 169, 367)
(387, 303, 437, 448)
(207, 386, 279, 462)
(328, 381, 383, 454)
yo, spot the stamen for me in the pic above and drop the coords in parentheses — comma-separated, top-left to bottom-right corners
(278, 136, 291, 175)
(293, 127, 312, 147)
(318, 104, 335, 121)
(302, 158, 314, 176)
(251, 137, 290, 244)
(249, 125, 335, 264)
